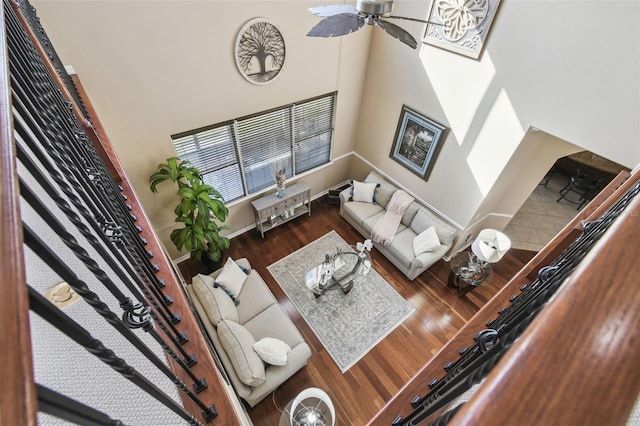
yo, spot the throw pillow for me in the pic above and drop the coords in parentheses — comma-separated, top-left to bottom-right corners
(215, 258, 248, 301)
(351, 180, 379, 203)
(364, 171, 386, 184)
(253, 337, 291, 366)
(413, 226, 441, 256)
(191, 274, 239, 325)
(409, 209, 457, 245)
(373, 182, 397, 210)
(217, 320, 267, 387)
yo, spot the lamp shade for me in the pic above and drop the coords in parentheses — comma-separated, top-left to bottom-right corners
(471, 229, 511, 263)
(289, 387, 335, 426)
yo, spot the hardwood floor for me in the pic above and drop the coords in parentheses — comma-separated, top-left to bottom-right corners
(178, 197, 535, 426)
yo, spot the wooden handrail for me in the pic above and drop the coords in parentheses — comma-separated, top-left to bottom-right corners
(0, 4, 37, 424)
(370, 169, 639, 425)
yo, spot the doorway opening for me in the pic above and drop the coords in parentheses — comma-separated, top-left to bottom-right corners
(504, 150, 630, 251)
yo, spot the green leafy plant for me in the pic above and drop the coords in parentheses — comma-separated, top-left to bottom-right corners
(150, 157, 230, 263)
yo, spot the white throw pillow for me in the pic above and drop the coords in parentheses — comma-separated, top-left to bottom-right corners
(413, 226, 441, 256)
(351, 180, 378, 203)
(215, 258, 247, 299)
(253, 337, 292, 366)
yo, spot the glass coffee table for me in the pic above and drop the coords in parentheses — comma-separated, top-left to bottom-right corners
(305, 245, 371, 297)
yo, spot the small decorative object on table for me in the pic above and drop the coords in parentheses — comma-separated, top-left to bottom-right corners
(356, 239, 372, 258)
(306, 240, 372, 296)
(275, 167, 286, 198)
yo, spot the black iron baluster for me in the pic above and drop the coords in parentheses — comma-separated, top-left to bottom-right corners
(37, 384, 125, 426)
(13, 0, 90, 120)
(8, 43, 179, 323)
(19, 176, 194, 365)
(22, 226, 217, 422)
(29, 288, 205, 425)
(6, 5, 176, 313)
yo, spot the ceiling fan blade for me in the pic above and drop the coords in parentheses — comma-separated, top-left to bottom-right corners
(307, 13, 365, 38)
(309, 4, 358, 17)
(374, 19, 418, 49)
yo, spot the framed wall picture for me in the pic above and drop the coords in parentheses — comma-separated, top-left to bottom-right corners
(390, 106, 447, 181)
(422, 0, 502, 60)
(235, 18, 286, 85)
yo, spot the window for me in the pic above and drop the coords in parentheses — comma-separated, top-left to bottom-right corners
(171, 92, 336, 203)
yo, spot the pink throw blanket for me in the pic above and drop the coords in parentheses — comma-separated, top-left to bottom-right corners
(371, 190, 414, 245)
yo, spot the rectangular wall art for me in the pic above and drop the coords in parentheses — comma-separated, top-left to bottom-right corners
(423, 0, 502, 59)
(390, 106, 447, 181)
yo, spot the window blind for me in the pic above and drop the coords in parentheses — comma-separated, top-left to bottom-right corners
(171, 92, 336, 203)
(236, 108, 292, 194)
(173, 125, 244, 202)
(293, 95, 334, 174)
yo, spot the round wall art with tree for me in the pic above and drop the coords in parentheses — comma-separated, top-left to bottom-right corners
(235, 18, 286, 85)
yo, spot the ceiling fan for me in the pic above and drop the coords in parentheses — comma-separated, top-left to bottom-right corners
(307, 0, 443, 49)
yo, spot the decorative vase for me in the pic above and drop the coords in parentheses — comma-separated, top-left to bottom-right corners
(276, 172, 286, 198)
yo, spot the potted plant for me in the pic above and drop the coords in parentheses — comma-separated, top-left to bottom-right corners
(149, 157, 230, 270)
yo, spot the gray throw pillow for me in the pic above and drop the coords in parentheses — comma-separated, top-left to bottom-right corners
(192, 274, 239, 325)
(410, 209, 456, 245)
(217, 320, 266, 387)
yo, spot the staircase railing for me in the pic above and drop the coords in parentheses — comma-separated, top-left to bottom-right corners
(1, 0, 242, 423)
(371, 169, 640, 425)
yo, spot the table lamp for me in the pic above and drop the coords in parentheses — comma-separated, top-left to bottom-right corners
(471, 229, 511, 264)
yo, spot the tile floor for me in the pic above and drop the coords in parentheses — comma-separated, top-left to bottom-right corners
(504, 173, 581, 251)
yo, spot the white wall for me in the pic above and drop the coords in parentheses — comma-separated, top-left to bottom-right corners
(355, 0, 640, 231)
(32, 0, 371, 257)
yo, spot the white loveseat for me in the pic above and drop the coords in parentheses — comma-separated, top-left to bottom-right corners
(185, 258, 311, 407)
(339, 172, 457, 280)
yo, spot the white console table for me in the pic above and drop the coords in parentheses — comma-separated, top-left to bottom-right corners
(251, 181, 311, 238)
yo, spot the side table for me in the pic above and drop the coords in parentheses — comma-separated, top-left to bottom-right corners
(448, 251, 489, 294)
(251, 181, 311, 238)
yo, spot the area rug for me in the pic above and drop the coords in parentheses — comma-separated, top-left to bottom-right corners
(267, 231, 415, 372)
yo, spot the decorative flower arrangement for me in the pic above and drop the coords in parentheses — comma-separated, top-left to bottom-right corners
(320, 253, 336, 285)
(273, 165, 286, 197)
(275, 167, 286, 188)
(356, 239, 372, 258)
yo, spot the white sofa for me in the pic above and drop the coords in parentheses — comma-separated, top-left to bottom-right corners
(339, 172, 457, 281)
(185, 258, 311, 407)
